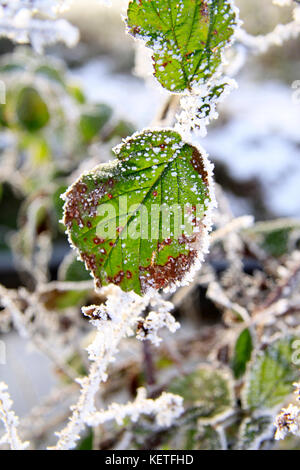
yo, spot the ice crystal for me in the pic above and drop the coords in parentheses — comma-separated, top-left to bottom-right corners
(236, 5, 300, 53)
(0, 382, 29, 450)
(51, 286, 182, 450)
(176, 78, 237, 138)
(0, 1, 79, 52)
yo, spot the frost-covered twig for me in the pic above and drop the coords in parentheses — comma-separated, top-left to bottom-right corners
(0, 1, 72, 16)
(50, 286, 182, 450)
(0, 284, 79, 381)
(85, 387, 183, 428)
(0, 382, 29, 450)
(175, 78, 238, 138)
(275, 382, 300, 440)
(0, 1, 79, 52)
(136, 294, 180, 347)
(236, 6, 300, 54)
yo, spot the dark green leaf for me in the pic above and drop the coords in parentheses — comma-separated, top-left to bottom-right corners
(16, 86, 50, 131)
(232, 328, 253, 379)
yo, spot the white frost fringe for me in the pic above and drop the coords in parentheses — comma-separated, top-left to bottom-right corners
(236, 5, 300, 54)
(0, 382, 29, 450)
(50, 285, 183, 450)
(274, 382, 300, 441)
(0, 0, 79, 52)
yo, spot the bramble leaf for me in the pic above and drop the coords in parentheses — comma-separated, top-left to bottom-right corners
(164, 422, 224, 450)
(63, 129, 214, 295)
(168, 365, 234, 424)
(242, 336, 300, 411)
(126, 0, 237, 92)
(237, 415, 274, 450)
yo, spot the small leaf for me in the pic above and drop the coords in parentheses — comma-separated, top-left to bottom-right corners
(16, 86, 50, 131)
(79, 104, 112, 143)
(126, 0, 237, 92)
(242, 336, 300, 411)
(35, 64, 65, 85)
(232, 328, 253, 379)
(237, 415, 274, 450)
(63, 129, 214, 295)
(165, 422, 223, 450)
(168, 365, 234, 424)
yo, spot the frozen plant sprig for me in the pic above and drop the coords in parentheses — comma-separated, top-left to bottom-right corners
(50, 285, 182, 450)
(175, 78, 238, 138)
(0, 382, 29, 450)
(85, 387, 183, 428)
(274, 382, 300, 440)
(0, 1, 72, 17)
(0, 1, 79, 52)
(236, 4, 300, 54)
(136, 293, 180, 346)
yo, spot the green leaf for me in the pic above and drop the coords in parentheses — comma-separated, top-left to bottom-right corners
(242, 336, 300, 411)
(104, 119, 136, 143)
(232, 328, 253, 379)
(79, 104, 112, 143)
(237, 415, 274, 450)
(35, 64, 65, 85)
(262, 228, 291, 258)
(168, 365, 234, 424)
(59, 253, 91, 283)
(165, 422, 223, 450)
(16, 86, 50, 131)
(63, 129, 213, 295)
(126, 0, 237, 92)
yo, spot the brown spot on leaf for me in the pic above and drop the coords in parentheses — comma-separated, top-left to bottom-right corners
(64, 177, 115, 230)
(139, 251, 197, 293)
(108, 270, 125, 286)
(191, 149, 209, 187)
(81, 252, 98, 278)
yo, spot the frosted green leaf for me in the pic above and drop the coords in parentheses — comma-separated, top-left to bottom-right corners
(168, 365, 234, 423)
(164, 423, 223, 450)
(63, 129, 214, 295)
(243, 336, 299, 411)
(237, 416, 274, 450)
(126, 0, 237, 92)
